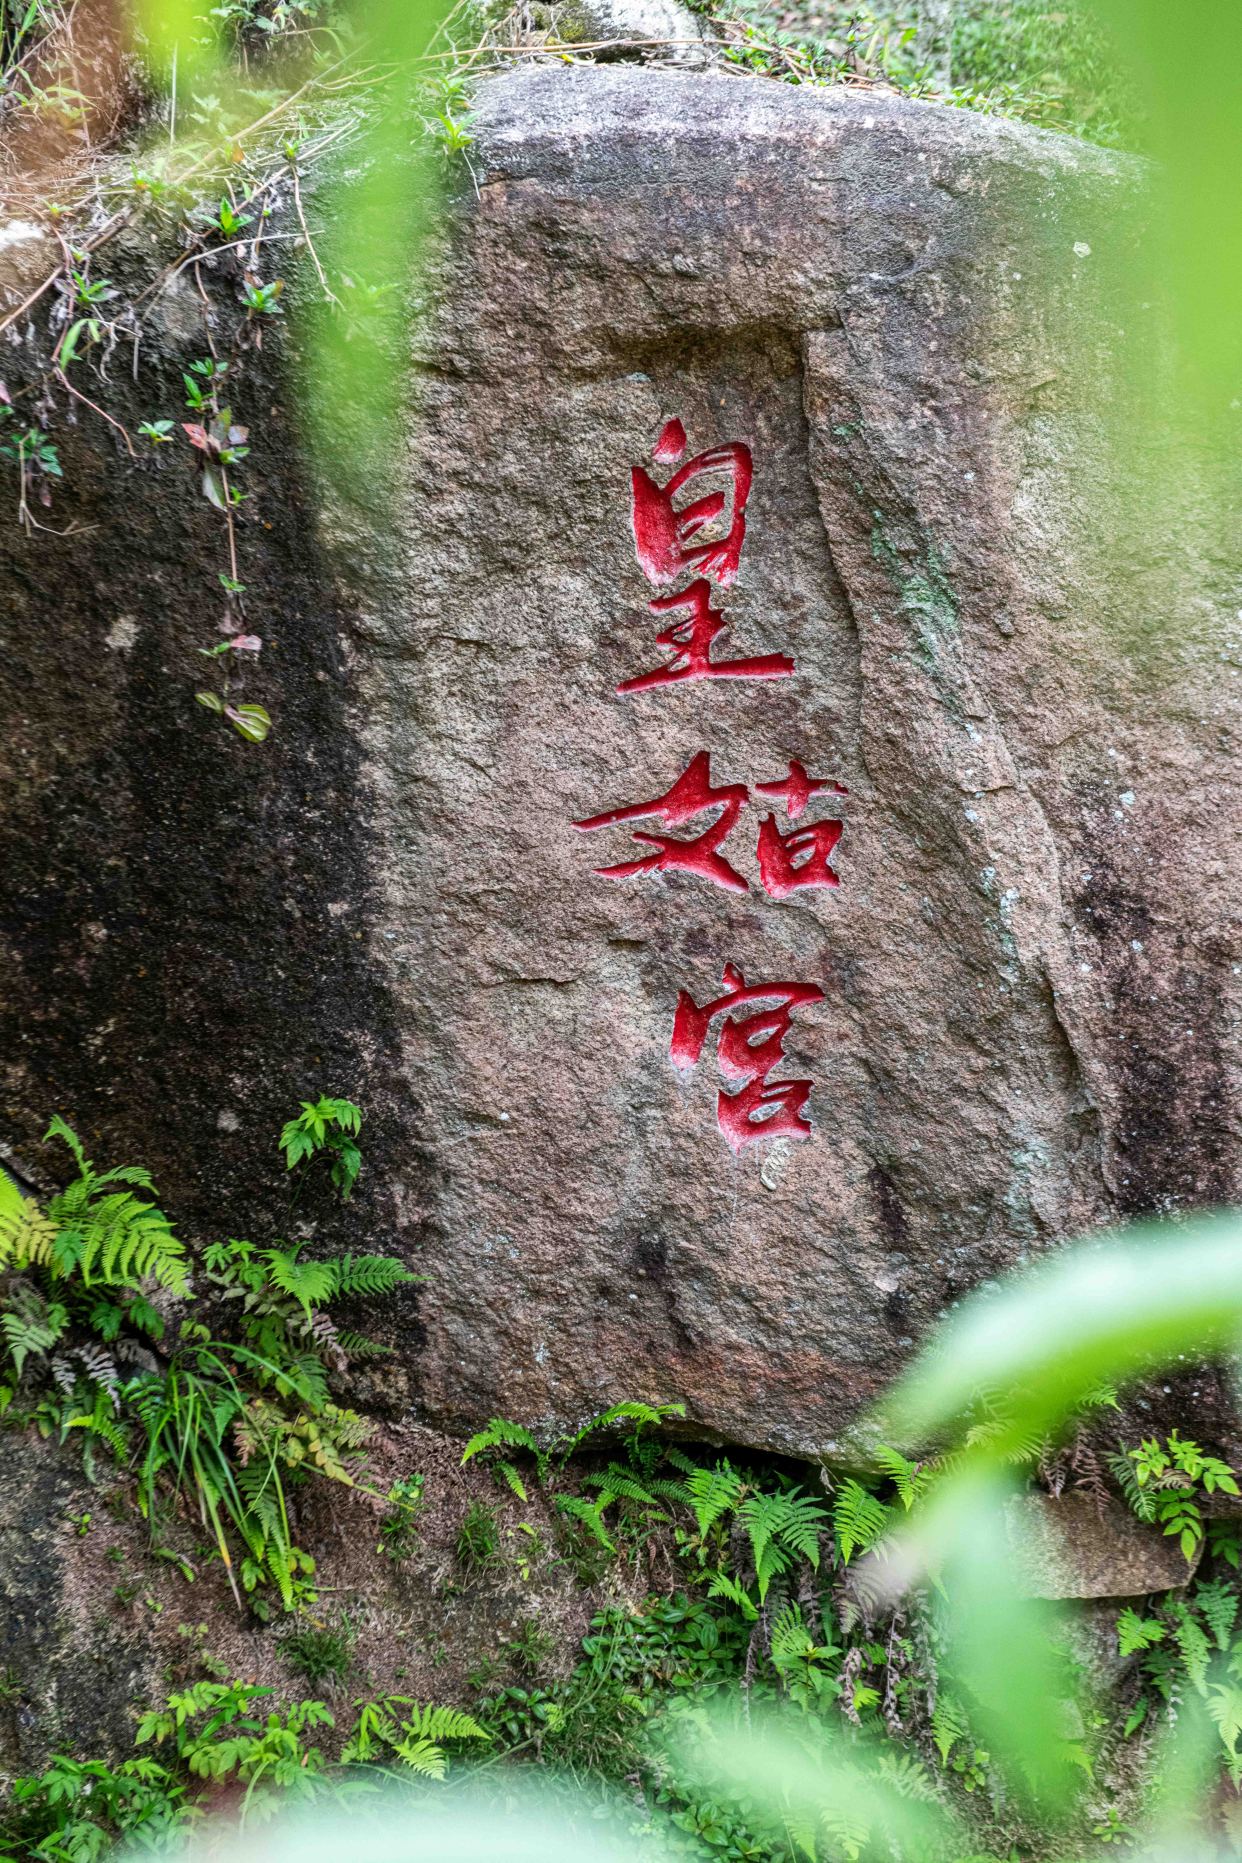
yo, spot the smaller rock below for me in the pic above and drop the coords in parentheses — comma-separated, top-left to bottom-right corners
(1007, 1493, 1197, 1600)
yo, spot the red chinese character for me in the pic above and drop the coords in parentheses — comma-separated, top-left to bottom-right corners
(670, 962, 825, 1153)
(754, 759, 847, 820)
(618, 580, 796, 695)
(753, 759, 845, 898)
(756, 816, 843, 898)
(573, 751, 749, 894)
(630, 420, 753, 590)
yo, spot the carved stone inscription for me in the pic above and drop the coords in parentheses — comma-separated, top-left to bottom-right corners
(573, 418, 847, 1151)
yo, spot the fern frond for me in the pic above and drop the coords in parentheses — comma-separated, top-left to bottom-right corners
(272, 1353, 330, 1411)
(1117, 1608, 1167, 1657)
(562, 1400, 685, 1454)
(1198, 1577, 1239, 1649)
(334, 1330, 394, 1361)
(875, 1750, 938, 1802)
(0, 1178, 58, 1272)
(555, 1494, 616, 1553)
(126, 1295, 165, 1339)
(1208, 1684, 1242, 1780)
(832, 1479, 890, 1565)
(62, 1389, 128, 1459)
(874, 1445, 935, 1511)
(931, 1693, 968, 1765)
(684, 1461, 744, 1537)
(1, 1288, 67, 1374)
(771, 1489, 829, 1564)
(739, 1491, 784, 1579)
(318, 1402, 372, 1450)
(43, 1115, 91, 1180)
(328, 1254, 418, 1298)
(404, 1702, 489, 1743)
(706, 1571, 759, 1621)
(1171, 1602, 1211, 1695)
(65, 1191, 187, 1294)
(261, 1249, 335, 1317)
(389, 1737, 449, 1778)
(236, 1459, 286, 1552)
(462, 1417, 543, 1471)
(585, 1465, 664, 1511)
(495, 1460, 527, 1501)
(1108, 1451, 1157, 1523)
(770, 1602, 820, 1673)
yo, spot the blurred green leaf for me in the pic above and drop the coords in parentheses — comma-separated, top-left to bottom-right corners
(301, 0, 444, 501)
(1088, 0, 1242, 426)
(881, 1212, 1242, 1452)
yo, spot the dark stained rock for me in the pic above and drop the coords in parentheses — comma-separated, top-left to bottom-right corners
(0, 68, 1237, 1456)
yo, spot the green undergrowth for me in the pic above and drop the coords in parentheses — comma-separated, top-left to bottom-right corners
(687, 0, 1136, 146)
(7, 1365, 1242, 1857)
(0, 1102, 420, 1614)
(6, 1123, 1242, 1859)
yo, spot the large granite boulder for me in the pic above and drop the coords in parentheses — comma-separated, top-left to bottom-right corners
(0, 68, 1236, 1455)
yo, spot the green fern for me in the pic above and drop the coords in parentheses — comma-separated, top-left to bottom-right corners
(769, 1488, 829, 1563)
(37, 1121, 186, 1294)
(1170, 1602, 1211, 1695)
(342, 1696, 488, 1778)
(328, 1254, 418, 1298)
(1, 1288, 67, 1375)
(61, 1387, 129, 1461)
(0, 1170, 57, 1271)
(706, 1570, 759, 1621)
(875, 1444, 935, 1511)
(931, 1693, 969, 1765)
(739, 1489, 827, 1599)
(555, 1493, 617, 1553)
(769, 1602, 839, 1705)
(461, 1416, 548, 1482)
(403, 1701, 489, 1743)
(1208, 1684, 1242, 1785)
(818, 1805, 871, 1861)
(1117, 1608, 1167, 1657)
(261, 1248, 336, 1318)
(833, 1478, 891, 1564)
(683, 1461, 745, 1537)
(561, 1399, 685, 1457)
(585, 1463, 669, 1515)
(1198, 1578, 1240, 1649)
(1108, 1450, 1157, 1523)
(875, 1749, 939, 1801)
(333, 1330, 393, 1361)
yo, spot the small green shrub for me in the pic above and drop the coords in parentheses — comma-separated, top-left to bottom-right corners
(280, 1096, 364, 1202)
(280, 1617, 355, 1684)
(378, 1472, 426, 1561)
(456, 1499, 501, 1573)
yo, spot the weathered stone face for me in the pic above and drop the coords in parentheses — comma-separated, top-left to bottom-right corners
(361, 70, 1238, 1451)
(0, 68, 1236, 1458)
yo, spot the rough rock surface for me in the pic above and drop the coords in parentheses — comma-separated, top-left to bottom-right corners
(0, 69, 1238, 1457)
(364, 70, 1239, 1451)
(1007, 1493, 1198, 1599)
